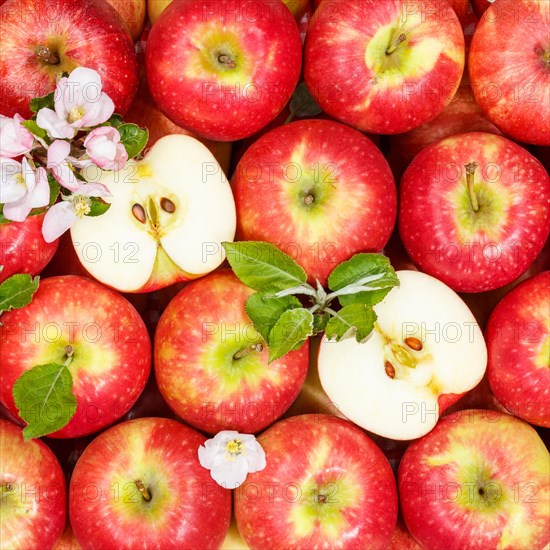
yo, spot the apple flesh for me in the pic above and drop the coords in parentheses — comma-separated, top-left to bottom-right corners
(305, 0, 465, 134)
(399, 132, 550, 293)
(0, 0, 138, 118)
(0, 213, 59, 282)
(469, 0, 550, 145)
(71, 134, 236, 293)
(105, 0, 146, 41)
(232, 119, 397, 286)
(154, 269, 309, 434)
(0, 275, 151, 438)
(69, 417, 231, 549)
(486, 271, 550, 428)
(235, 414, 398, 549)
(399, 409, 550, 549)
(145, 0, 302, 141)
(318, 270, 487, 440)
(0, 419, 66, 549)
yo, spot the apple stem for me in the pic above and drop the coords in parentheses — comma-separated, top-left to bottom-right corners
(465, 162, 479, 213)
(34, 45, 60, 65)
(386, 33, 406, 55)
(63, 345, 74, 367)
(233, 343, 264, 360)
(218, 54, 237, 69)
(134, 480, 151, 502)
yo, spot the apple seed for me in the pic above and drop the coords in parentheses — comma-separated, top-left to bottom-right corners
(132, 203, 146, 224)
(160, 197, 176, 214)
(384, 361, 396, 379)
(404, 337, 423, 351)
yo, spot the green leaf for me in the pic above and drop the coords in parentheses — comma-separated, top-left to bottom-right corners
(12, 363, 77, 440)
(21, 119, 48, 141)
(267, 308, 313, 363)
(223, 241, 308, 292)
(104, 113, 124, 128)
(312, 312, 330, 334)
(86, 197, 111, 217)
(325, 304, 377, 343)
(118, 123, 148, 159)
(287, 82, 323, 122)
(245, 292, 302, 343)
(327, 253, 399, 306)
(47, 173, 60, 206)
(0, 274, 39, 314)
(30, 91, 55, 114)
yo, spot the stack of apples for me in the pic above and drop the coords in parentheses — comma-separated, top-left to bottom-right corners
(0, 0, 548, 549)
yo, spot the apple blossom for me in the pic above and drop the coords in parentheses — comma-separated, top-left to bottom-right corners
(84, 127, 128, 170)
(1, 157, 49, 222)
(42, 181, 111, 243)
(0, 114, 34, 158)
(198, 431, 266, 488)
(47, 140, 91, 192)
(36, 68, 115, 139)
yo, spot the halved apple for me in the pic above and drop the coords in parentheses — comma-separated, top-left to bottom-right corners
(318, 270, 487, 440)
(71, 134, 236, 292)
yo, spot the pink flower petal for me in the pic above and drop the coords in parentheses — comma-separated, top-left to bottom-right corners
(37, 108, 74, 139)
(42, 201, 77, 243)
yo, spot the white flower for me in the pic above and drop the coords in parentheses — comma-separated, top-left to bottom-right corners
(84, 127, 128, 170)
(42, 182, 111, 243)
(0, 114, 34, 158)
(36, 68, 114, 139)
(0, 157, 49, 222)
(198, 431, 266, 489)
(47, 140, 91, 192)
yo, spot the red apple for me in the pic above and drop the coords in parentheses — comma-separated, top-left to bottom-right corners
(389, 517, 422, 550)
(486, 271, 550, 427)
(399, 409, 550, 549)
(469, 0, 550, 145)
(146, 0, 302, 141)
(232, 119, 397, 285)
(0, 275, 151, 438)
(105, 0, 146, 41)
(125, 41, 233, 175)
(154, 269, 309, 434)
(305, 0, 465, 134)
(69, 417, 231, 549)
(399, 132, 550, 293)
(0, 0, 138, 118)
(0, 213, 59, 282)
(235, 414, 398, 549)
(0, 419, 66, 549)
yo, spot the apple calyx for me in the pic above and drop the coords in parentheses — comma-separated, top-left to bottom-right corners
(233, 343, 264, 360)
(34, 45, 60, 66)
(134, 480, 152, 502)
(217, 54, 237, 69)
(465, 162, 480, 212)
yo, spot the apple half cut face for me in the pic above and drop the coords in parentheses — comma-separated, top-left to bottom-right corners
(318, 270, 487, 440)
(71, 135, 236, 292)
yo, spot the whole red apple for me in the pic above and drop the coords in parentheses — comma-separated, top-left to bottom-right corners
(399, 132, 550, 293)
(0, 213, 59, 282)
(146, 0, 302, 141)
(469, 0, 550, 145)
(486, 271, 550, 427)
(154, 269, 309, 434)
(235, 414, 398, 549)
(399, 409, 550, 549)
(0, 275, 151, 438)
(105, 0, 146, 41)
(69, 417, 231, 549)
(0, 419, 66, 549)
(232, 119, 397, 285)
(0, 0, 138, 118)
(305, 0, 465, 134)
